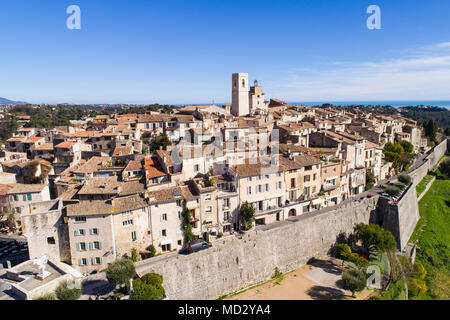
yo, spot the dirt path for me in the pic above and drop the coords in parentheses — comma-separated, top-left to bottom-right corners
(227, 260, 368, 300)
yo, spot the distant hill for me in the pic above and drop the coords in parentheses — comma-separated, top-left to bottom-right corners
(399, 106, 450, 129)
(0, 97, 28, 105)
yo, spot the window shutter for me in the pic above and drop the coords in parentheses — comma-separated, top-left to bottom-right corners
(89, 242, 94, 250)
(99, 257, 102, 264)
(99, 242, 102, 250)
(91, 258, 95, 265)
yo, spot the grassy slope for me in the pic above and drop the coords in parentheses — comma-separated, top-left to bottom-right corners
(409, 178, 450, 299)
(416, 174, 434, 197)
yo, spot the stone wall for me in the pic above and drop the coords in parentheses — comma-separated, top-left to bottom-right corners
(410, 139, 448, 186)
(136, 197, 379, 300)
(376, 183, 420, 250)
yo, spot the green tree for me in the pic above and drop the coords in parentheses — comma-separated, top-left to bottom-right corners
(366, 170, 375, 190)
(141, 273, 163, 287)
(106, 258, 136, 287)
(181, 200, 195, 245)
(239, 201, 255, 231)
(383, 142, 405, 169)
(354, 223, 397, 252)
(438, 158, 450, 179)
(445, 127, 450, 136)
(130, 272, 165, 300)
(146, 244, 156, 258)
(130, 248, 138, 262)
(130, 279, 165, 300)
(55, 281, 82, 300)
(342, 269, 367, 297)
(150, 134, 172, 152)
(423, 119, 438, 143)
(399, 140, 414, 154)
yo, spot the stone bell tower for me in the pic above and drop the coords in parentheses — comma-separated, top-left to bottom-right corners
(231, 73, 249, 116)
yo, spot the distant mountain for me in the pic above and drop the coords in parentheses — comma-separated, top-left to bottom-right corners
(0, 97, 28, 105)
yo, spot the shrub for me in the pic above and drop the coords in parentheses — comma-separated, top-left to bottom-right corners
(407, 278, 428, 297)
(334, 243, 352, 260)
(385, 186, 401, 197)
(342, 269, 367, 297)
(272, 267, 283, 279)
(106, 258, 136, 287)
(438, 158, 450, 179)
(130, 273, 165, 300)
(394, 182, 406, 190)
(398, 174, 412, 185)
(130, 248, 138, 262)
(348, 253, 369, 267)
(141, 273, 163, 287)
(146, 244, 156, 258)
(55, 281, 81, 300)
(130, 279, 165, 300)
(34, 293, 57, 300)
(217, 232, 223, 239)
(414, 262, 427, 280)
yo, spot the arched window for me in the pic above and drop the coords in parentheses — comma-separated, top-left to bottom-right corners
(242, 79, 245, 88)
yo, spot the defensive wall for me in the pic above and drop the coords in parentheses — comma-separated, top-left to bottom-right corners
(134, 139, 448, 300)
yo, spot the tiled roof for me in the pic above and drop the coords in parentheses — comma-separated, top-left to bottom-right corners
(112, 146, 133, 157)
(279, 154, 320, 171)
(8, 183, 47, 194)
(66, 194, 148, 217)
(55, 141, 77, 149)
(146, 185, 197, 204)
(35, 143, 54, 151)
(24, 136, 45, 143)
(232, 158, 281, 177)
(124, 160, 142, 172)
(78, 176, 144, 196)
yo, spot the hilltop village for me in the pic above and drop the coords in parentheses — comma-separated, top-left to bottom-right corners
(0, 73, 432, 275)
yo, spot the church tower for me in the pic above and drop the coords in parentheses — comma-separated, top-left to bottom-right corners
(231, 73, 249, 116)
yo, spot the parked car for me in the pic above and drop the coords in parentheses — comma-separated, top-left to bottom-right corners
(367, 194, 374, 198)
(187, 240, 212, 254)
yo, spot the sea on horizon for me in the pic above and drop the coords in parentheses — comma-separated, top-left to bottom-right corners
(288, 100, 450, 109)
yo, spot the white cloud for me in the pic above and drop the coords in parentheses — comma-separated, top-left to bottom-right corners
(271, 42, 450, 101)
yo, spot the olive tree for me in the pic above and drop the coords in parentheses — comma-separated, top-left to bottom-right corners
(106, 258, 136, 288)
(342, 269, 367, 297)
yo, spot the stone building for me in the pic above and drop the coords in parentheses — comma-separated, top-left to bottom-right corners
(66, 194, 150, 274)
(146, 185, 199, 253)
(21, 199, 70, 263)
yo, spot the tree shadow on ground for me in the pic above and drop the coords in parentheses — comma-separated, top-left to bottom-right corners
(306, 286, 345, 300)
(308, 260, 343, 276)
(82, 280, 115, 296)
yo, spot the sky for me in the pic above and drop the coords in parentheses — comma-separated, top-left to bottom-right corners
(1, 0, 450, 104)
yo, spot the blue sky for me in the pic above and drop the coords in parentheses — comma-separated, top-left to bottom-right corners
(1, 0, 450, 104)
